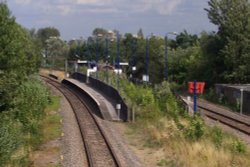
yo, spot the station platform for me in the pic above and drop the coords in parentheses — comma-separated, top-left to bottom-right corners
(64, 78, 120, 121)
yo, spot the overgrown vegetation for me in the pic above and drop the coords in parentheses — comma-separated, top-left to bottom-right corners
(42, 96, 61, 142)
(0, 3, 52, 166)
(0, 78, 50, 167)
(117, 77, 249, 166)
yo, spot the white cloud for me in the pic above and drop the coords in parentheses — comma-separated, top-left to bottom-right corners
(154, 0, 184, 15)
(112, 0, 186, 15)
(14, 0, 31, 5)
(57, 5, 73, 15)
(13, 0, 185, 16)
(74, 0, 113, 5)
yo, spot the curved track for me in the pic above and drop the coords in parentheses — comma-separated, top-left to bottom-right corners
(42, 76, 122, 167)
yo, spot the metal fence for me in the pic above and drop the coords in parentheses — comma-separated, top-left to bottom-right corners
(71, 72, 128, 121)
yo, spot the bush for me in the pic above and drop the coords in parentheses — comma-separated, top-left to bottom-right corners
(0, 77, 50, 167)
(231, 139, 246, 154)
(210, 126, 223, 148)
(0, 116, 22, 166)
(13, 77, 49, 134)
(184, 116, 204, 140)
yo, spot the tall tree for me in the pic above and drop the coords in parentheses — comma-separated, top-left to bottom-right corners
(176, 30, 198, 49)
(206, 0, 250, 83)
(46, 37, 68, 69)
(92, 28, 107, 37)
(36, 27, 60, 48)
(0, 2, 39, 111)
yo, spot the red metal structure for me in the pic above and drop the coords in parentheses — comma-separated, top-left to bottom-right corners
(188, 82, 205, 94)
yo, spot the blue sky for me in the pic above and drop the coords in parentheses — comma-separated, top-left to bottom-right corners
(7, 0, 217, 40)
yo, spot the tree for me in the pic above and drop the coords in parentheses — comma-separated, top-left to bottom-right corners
(92, 28, 107, 37)
(36, 27, 60, 48)
(176, 30, 198, 49)
(137, 28, 144, 39)
(0, 3, 40, 108)
(205, 0, 250, 83)
(0, 3, 45, 165)
(46, 37, 68, 69)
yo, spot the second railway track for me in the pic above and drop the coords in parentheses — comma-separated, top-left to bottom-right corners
(42, 76, 122, 167)
(178, 95, 250, 136)
(197, 101, 250, 136)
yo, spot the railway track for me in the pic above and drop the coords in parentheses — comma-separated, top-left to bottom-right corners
(197, 101, 250, 136)
(42, 76, 122, 167)
(179, 94, 250, 136)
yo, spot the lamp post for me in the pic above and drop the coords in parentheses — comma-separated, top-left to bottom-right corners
(240, 88, 244, 115)
(117, 32, 120, 90)
(104, 36, 115, 84)
(165, 32, 178, 81)
(95, 34, 103, 79)
(146, 36, 149, 81)
(105, 37, 109, 83)
(144, 35, 151, 82)
(95, 37, 99, 79)
(86, 38, 91, 69)
(131, 36, 137, 79)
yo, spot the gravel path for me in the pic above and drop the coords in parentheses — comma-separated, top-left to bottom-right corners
(47, 84, 88, 167)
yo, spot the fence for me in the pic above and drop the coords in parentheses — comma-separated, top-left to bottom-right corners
(71, 72, 128, 121)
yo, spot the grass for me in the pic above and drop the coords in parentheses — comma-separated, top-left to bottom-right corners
(5, 95, 62, 167)
(28, 95, 62, 167)
(43, 96, 61, 142)
(116, 78, 250, 167)
(126, 118, 250, 166)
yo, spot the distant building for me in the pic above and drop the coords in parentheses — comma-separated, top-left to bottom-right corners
(215, 84, 250, 115)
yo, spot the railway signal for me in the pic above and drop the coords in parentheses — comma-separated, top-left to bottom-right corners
(188, 81, 205, 115)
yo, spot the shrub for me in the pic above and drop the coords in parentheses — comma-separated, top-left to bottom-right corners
(0, 116, 22, 167)
(184, 116, 204, 140)
(231, 139, 246, 154)
(210, 126, 223, 148)
(13, 77, 49, 134)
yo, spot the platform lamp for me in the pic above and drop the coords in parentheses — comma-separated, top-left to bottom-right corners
(95, 34, 103, 79)
(165, 32, 178, 81)
(105, 36, 114, 84)
(144, 35, 151, 83)
(116, 32, 120, 91)
(131, 35, 137, 79)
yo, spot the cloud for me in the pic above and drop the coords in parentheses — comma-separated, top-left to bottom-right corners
(57, 5, 73, 15)
(12, 0, 185, 16)
(14, 0, 31, 5)
(154, 0, 184, 15)
(74, 0, 113, 6)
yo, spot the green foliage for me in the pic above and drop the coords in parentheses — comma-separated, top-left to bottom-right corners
(45, 36, 68, 69)
(13, 78, 49, 133)
(206, 0, 250, 83)
(157, 159, 177, 167)
(144, 135, 163, 148)
(176, 30, 198, 49)
(231, 139, 247, 154)
(0, 2, 40, 112)
(154, 81, 181, 121)
(0, 117, 22, 166)
(36, 27, 60, 48)
(0, 78, 50, 166)
(184, 116, 204, 140)
(43, 96, 61, 141)
(210, 126, 223, 148)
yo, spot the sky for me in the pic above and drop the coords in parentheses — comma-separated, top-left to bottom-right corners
(7, 0, 217, 40)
